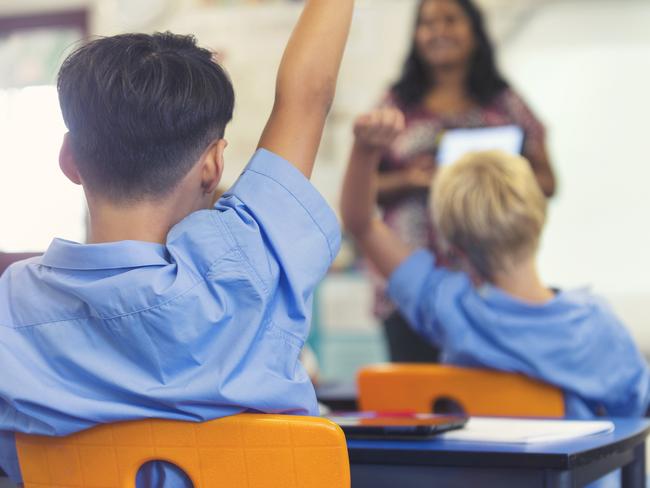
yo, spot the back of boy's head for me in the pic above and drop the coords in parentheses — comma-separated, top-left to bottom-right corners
(432, 150, 547, 280)
(58, 32, 235, 202)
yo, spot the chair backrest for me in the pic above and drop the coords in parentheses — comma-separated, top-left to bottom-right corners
(358, 364, 565, 418)
(16, 414, 350, 488)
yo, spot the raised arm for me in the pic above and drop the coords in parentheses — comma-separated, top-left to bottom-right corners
(258, 0, 354, 178)
(340, 108, 413, 279)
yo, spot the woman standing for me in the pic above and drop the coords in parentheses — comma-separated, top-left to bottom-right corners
(373, 0, 556, 362)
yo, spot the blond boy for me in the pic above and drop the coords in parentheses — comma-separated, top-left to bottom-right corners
(342, 108, 649, 419)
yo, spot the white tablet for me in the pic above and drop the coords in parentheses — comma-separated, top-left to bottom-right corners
(437, 125, 525, 166)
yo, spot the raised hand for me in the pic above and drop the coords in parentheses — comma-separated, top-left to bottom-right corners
(353, 108, 405, 152)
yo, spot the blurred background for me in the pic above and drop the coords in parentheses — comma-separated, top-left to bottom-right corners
(1, 0, 649, 382)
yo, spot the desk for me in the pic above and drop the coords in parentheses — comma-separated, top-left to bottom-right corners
(348, 418, 649, 488)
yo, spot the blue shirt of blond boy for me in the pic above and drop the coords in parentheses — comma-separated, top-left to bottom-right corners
(0, 4, 354, 483)
(389, 150, 650, 420)
(387, 154, 650, 488)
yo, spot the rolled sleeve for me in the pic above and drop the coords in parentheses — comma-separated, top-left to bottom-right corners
(235, 149, 340, 259)
(216, 149, 341, 317)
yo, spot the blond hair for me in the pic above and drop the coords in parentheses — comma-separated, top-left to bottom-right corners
(431, 150, 547, 280)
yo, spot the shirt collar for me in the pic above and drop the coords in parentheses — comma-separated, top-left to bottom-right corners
(41, 238, 170, 270)
(478, 282, 573, 312)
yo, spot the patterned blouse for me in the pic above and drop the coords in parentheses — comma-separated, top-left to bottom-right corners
(373, 87, 547, 319)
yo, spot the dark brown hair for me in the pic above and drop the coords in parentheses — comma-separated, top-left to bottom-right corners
(58, 32, 235, 201)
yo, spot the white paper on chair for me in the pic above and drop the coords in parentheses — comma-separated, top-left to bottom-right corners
(437, 125, 525, 167)
(440, 417, 615, 444)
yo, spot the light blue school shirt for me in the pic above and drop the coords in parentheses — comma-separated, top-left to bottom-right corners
(0, 149, 340, 485)
(388, 250, 650, 419)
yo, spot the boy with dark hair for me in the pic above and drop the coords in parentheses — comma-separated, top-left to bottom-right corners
(0, 1, 353, 484)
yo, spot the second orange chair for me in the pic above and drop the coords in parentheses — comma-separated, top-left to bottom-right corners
(357, 364, 564, 418)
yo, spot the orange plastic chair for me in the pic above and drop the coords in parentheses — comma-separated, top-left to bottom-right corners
(358, 364, 564, 418)
(15, 414, 350, 488)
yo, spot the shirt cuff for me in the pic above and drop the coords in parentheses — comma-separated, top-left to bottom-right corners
(237, 149, 341, 261)
(387, 249, 435, 311)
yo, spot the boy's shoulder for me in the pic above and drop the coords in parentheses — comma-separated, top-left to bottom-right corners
(0, 255, 46, 327)
(0, 253, 45, 290)
(555, 288, 618, 317)
(535, 288, 630, 340)
(468, 285, 623, 334)
(1, 149, 340, 329)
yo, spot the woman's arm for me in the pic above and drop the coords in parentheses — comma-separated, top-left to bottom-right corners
(527, 144, 557, 198)
(507, 89, 557, 197)
(377, 164, 435, 204)
(341, 109, 414, 279)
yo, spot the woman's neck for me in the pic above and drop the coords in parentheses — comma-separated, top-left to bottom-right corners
(491, 257, 555, 304)
(425, 63, 474, 114)
(430, 62, 468, 91)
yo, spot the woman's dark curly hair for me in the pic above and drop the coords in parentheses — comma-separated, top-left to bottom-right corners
(392, 0, 508, 108)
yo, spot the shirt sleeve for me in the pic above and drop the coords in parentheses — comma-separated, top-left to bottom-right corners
(386, 249, 451, 346)
(215, 148, 341, 304)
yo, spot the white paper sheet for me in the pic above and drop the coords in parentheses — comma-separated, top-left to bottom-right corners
(441, 417, 615, 444)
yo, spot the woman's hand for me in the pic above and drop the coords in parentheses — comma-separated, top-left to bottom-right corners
(404, 154, 436, 189)
(378, 154, 436, 202)
(405, 166, 436, 189)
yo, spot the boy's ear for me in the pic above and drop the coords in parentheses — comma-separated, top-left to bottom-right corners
(59, 133, 82, 185)
(200, 139, 227, 195)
